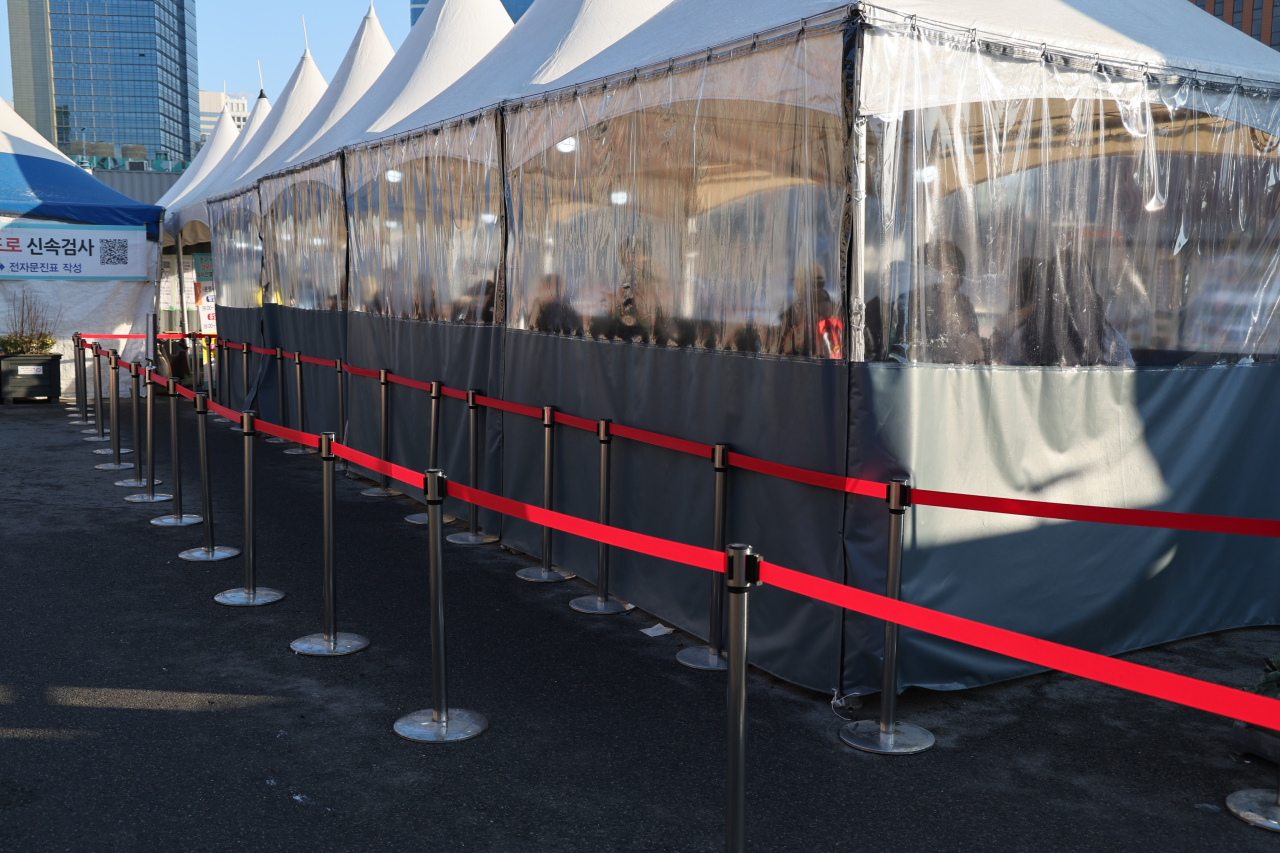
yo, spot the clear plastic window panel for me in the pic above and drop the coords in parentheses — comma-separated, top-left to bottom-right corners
(209, 189, 263, 309)
(506, 31, 846, 358)
(345, 113, 504, 323)
(261, 156, 348, 310)
(860, 26, 1280, 366)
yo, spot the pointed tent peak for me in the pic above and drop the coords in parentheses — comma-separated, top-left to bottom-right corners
(257, 89, 267, 99)
(160, 88, 270, 217)
(367, 2, 377, 19)
(157, 108, 240, 210)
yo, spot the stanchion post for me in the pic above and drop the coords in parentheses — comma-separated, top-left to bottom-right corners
(180, 393, 239, 561)
(724, 543, 760, 853)
(571, 420, 627, 613)
(152, 377, 200, 526)
(360, 369, 400, 496)
(334, 359, 347, 471)
(406, 380, 452, 524)
(840, 477, 935, 755)
(678, 444, 732, 670)
(265, 348, 289, 444)
(517, 406, 573, 582)
(291, 432, 368, 655)
(93, 350, 133, 468)
(71, 334, 86, 417)
(446, 390, 496, 544)
(215, 412, 283, 606)
(83, 347, 110, 441)
(114, 362, 153, 487)
(284, 351, 316, 455)
(230, 342, 250, 431)
(125, 366, 172, 503)
(395, 469, 488, 743)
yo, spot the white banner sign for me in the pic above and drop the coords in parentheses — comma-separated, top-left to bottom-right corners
(200, 280, 218, 334)
(0, 222, 147, 280)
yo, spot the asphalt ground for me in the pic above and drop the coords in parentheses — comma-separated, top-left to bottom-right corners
(2, 397, 1280, 852)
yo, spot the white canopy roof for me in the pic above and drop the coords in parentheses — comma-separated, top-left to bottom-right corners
(375, 0, 680, 140)
(0, 98, 72, 162)
(253, 6, 395, 179)
(287, 0, 513, 166)
(157, 106, 239, 211)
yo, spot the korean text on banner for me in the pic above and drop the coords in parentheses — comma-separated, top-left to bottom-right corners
(0, 223, 147, 280)
(193, 252, 217, 334)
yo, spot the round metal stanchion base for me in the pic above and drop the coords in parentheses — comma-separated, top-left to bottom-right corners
(282, 447, 318, 455)
(1227, 790, 1280, 832)
(83, 434, 110, 441)
(92, 447, 132, 456)
(124, 493, 173, 503)
(215, 587, 285, 607)
(569, 595, 630, 615)
(68, 420, 93, 426)
(115, 477, 160, 487)
(94, 461, 134, 471)
(839, 720, 936, 755)
(405, 512, 457, 525)
(361, 487, 401, 498)
(150, 514, 202, 527)
(446, 531, 498, 545)
(178, 545, 240, 562)
(230, 425, 243, 432)
(676, 646, 729, 671)
(515, 566, 575, 583)
(394, 709, 488, 743)
(290, 632, 369, 656)
(264, 437, 289, 444)
(214, 417, 232, 424)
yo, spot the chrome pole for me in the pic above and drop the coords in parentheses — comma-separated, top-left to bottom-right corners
(212, 341, 230, 422)
(395, 469, 488, 743)
(292, 432, 368, 655)
(334, 359, 347, 471)
(841, 477, 935, 754)
(152, 377, 200, 526)
(571, 419, 626, 613)
(265, 348, 289, 444)
(180, 393, 239, 561)
(84, 347, 110, 441)
(724, 543, 759, 853)
(406, 380, 447, 524)
(360, 369, 399, 496)
(230, 342, 249, 431)
(679, 444, 731, 670)
(284, 352, 316, 455)
(115, 363, 154, 487)
(518, 406, 573, 581)
(69, 334, 89, 420)
(94, 350, 133, 468)
(447, 390, 495, 544)
(125, 366, 172, 504)
(215, 411, 283, 606)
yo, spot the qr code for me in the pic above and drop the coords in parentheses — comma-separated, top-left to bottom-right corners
(101, 239, 128, 266)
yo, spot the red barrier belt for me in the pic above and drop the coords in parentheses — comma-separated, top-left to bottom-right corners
(611, 423, 714, 458)
(173, 384, 196, 401)
(299, 354, 337, 368)
(343, 364, 380, 379)
(911, 488, 1280, 539)
(447, 481, 725, 573)
(250, 345, 277, 356)
(758, 562, 1280, 731)
(729, 452, 887, 500)
(330, 442, 424, 488)
(254, 418, 319, 447)
(553, 411, 597, 432)
(208, 400, 240, 421)
(387, 373, 434, 392)
(80, 333, 212, 340)
(149, 372, 167, 387)
(476, 394, 542, 419)
(441, 386, 467, 400)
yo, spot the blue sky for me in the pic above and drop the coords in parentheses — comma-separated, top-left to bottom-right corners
(0, 2, 414, 103)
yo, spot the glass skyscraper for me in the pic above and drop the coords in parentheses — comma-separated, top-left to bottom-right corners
(411, 0, 533, 26)
(9, 0, 200, 163)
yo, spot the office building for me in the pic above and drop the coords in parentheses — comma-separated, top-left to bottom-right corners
(412, 0, 532, 26)
(199, 90, 247, 143)
(8, 0, 200, 162)
(1189, 0, 1280, 47)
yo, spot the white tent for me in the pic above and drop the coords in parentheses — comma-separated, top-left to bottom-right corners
(284, 0, 513, 168)
(157, 106, 240, 212)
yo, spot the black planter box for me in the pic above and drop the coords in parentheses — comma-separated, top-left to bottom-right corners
(1, 353, 62, 403)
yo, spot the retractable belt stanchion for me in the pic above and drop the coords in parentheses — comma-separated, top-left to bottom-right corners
(93, 350, 133, 468)
(334, 360, 347, 472)
(406, 381, 454, 525)
(84, 348, 109, 441)
(292, 432, 368, 655)
(231, 343, 249, 431)
(361, 370, 400, 497)
(125, 367, 172, 503)
(395, 469, 488, 743)
(447, 390, 496, 544)
(841, 477, 935, 755)
(152, 377, 201, 527)
(69, 334, 88, 419)
(180, 393, 239, 562)
(215, 412, 284, 606)
(115, 362, 156, 487)
(1227, 767, 1280, 831)
(214, 341, 231, 422)
(517, 406, 573, 582)
(571, 420, 627, 613)
(679, 445, 732, 670)
(283, 351, 316, 455)
(724, 543, 760, 853)
(264, 348, 289, 444)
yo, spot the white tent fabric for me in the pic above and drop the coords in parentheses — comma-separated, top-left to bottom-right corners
(374, 0, 681, 140)
(0, 98, 72, 162)
(286, 0, 513, 167)
(157, 107, 240, 211)
(251, 6, 395, 180)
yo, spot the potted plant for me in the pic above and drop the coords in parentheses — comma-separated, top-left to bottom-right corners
(0, 287, 63, 404)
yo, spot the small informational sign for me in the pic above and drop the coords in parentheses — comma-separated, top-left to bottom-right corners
(0, 222, 147, 280)
(17, 365, 43, 375)
(193, 252, 217, 334)
(159, 256, 196, 312)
